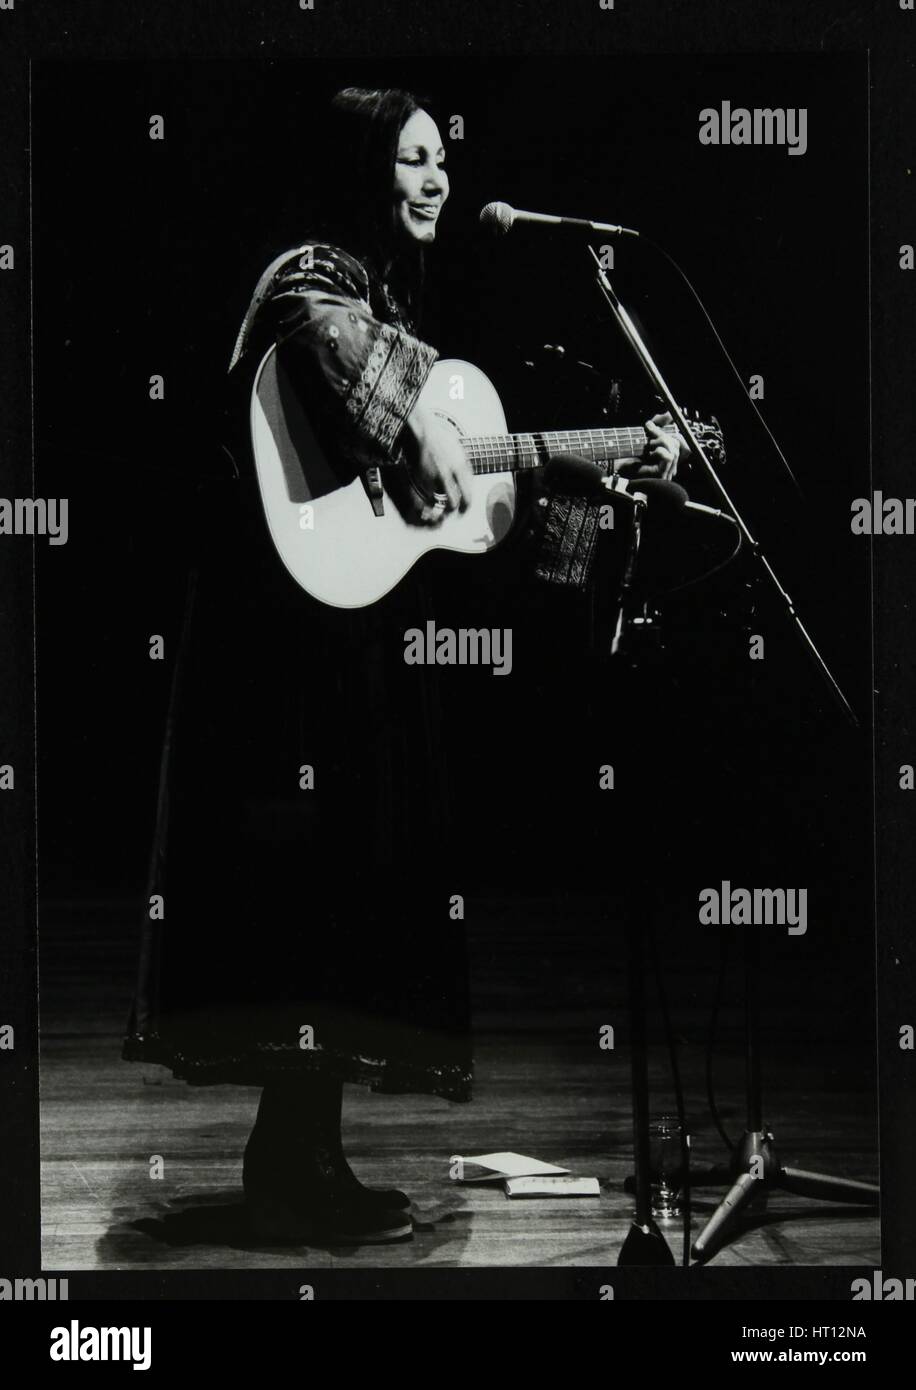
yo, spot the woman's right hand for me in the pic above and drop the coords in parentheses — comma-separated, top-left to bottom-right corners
(403, 402, 473, 525)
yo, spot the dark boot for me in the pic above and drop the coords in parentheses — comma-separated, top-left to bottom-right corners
(243, 1074, 411, 1243)
(324, 1085, 412, 1210)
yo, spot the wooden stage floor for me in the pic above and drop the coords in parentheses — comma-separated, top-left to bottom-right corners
(39, 899, 880, 1271)
(41, 1034, 879, 1271)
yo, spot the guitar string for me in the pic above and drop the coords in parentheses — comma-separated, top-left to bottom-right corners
(461, 431, 649, 453)
(458, 425, 719, 474)
(461, 428, 651, 474)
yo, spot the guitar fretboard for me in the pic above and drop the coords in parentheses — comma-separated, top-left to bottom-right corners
(462, 428, 648, 475)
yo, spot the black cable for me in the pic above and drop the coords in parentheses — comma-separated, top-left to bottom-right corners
(601, 233, 777, 1261)
(638, 234, 803, 501)
(647, 910, 691, 1267)
(630, 234, 778, 1163)
(647, 915, 737, 1268)
(659, 525, 744, 597)
(706, 929, 737, 1154)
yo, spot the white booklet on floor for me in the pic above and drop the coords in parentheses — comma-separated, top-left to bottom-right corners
(504, 1175, 601, 1198)
(454, 1151, 571, 1183)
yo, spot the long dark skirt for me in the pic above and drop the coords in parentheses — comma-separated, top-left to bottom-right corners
(122, 482, 472, 1103)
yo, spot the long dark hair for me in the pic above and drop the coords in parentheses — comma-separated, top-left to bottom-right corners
(310, 86, 434, 324)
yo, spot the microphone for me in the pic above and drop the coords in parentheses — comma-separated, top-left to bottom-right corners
(618, 478, 688, 512)
(543, 454, 605, 496)
(480, 201, 639, 239)
(543, 458, 690, 514)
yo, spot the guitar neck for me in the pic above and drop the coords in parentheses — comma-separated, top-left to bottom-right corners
(462, 426, 648, 476)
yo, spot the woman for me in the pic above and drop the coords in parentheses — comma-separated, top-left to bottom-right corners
(123, 85, 683, 1249)
(123, 88, 476, 1246)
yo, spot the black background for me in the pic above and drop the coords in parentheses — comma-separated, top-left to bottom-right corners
(34, 57, 870, 979)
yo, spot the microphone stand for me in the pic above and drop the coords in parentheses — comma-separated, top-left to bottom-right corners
(605, 479, 647, 658)
(586, 244, 858, 729)
(618, 897, 675, 1266)
(590, 486, 673, 1266)
(588, 245, 878, 1262)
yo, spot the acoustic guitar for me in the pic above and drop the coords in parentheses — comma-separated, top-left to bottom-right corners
(249, 349, 723, 609)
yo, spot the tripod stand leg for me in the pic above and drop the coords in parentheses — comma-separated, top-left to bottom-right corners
(692, 1172, 762, 1260)
(693, 918, 880, 1261)
(779, 1167, 879, 1204)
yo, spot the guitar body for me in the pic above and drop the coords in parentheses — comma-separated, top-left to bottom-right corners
(250, 353, 516, 608)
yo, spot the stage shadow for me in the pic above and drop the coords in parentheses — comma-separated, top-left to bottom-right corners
(96, 1188, 473, 1265)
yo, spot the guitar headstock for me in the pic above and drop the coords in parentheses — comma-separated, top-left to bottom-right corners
(681, 409, 726, 469)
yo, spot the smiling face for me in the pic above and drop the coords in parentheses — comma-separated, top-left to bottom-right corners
(393, 108, 449, 245)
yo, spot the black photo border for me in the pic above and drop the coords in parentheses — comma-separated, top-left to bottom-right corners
(1, 0, 914, 1326)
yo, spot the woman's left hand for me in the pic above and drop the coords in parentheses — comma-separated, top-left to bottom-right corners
(616, 412, 688, 481)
